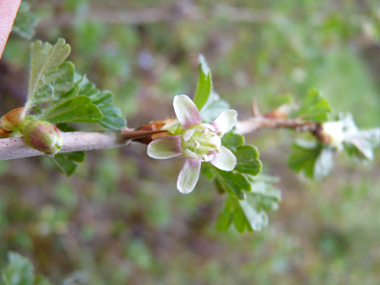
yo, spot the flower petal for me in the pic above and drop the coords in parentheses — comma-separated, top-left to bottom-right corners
(210, 146, 236, 171)
(177, 158, 201, 194)
(184, 149, 198, 159)
(173, 95, 201, 130)
(209, 133, 221, 147)
(147, 135, 182, 159)
(183, 128, 195, 142)
(211, 110, 237, 135)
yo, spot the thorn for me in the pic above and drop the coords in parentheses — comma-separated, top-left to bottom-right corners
(121, 128, 169, 141)
(252, 99, 261, 117)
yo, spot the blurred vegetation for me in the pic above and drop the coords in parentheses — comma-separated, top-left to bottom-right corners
(1, 0, 380, 284)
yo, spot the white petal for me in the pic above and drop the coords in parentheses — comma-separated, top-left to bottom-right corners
(177, 158, 201, 194)
(147, 135, 183, 159)
(209, 134, 221, 147)
(210, 146, 236, 171)
(184, 149, 198, 159)
(211, 110, 237, 135)
(173, 95, 201, 130)
(183, 128, 195, 142)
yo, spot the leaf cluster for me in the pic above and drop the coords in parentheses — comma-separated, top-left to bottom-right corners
(293, 88, 331, 122)
(12, 2, 39, 40)
(193, 56, 280, 233)
(1, 252, 52, 285)
(288, 114, 380, 180)
(22, 38, 126, 175)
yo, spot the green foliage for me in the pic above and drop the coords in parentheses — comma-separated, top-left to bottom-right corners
(221, 131, 245, 151)
(12, 2, 39, 40)
(214, 168, 251, 199)
(44, 123, 85, 176)
(288, 139, 334, 180)
(1, 252, 52, 285)
(75, 77, 126, 129)
(294, 89, 331, 122)
(193, 55, 212, 111)
(49, 151, 85, 177)
(206, 130, 279, 232)
(1, 252, 33, 285)
(26, 39, 74, 108)
(216, 175, 281, 233)
(18, 38, 127, 176)
(234, 145, 262, 175)
(27, 39, 126, 129)
(40, 93, 103, 123)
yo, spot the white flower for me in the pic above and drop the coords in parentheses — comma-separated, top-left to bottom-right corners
(147, 95, 237, 194)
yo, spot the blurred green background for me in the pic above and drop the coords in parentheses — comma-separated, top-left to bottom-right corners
(1, 0, 380, 284)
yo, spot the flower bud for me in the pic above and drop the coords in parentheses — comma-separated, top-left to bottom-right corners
(21, 120, 64, 155)
(0, 107, 26, 131)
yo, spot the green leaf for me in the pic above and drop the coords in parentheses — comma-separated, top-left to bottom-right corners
(288, 140, 334, 180)
(234, 145, 262, 176)
(40, 95, 103, 123)
(1, 252, 34, 285)
(77, 78, 126, 129)
(246, 175, 281, 212)
(193, 55, 212, 111)
(221, 131, 244, 151)
(238, 197, 268, 232)
(216, 175, 281, 233)
(294, 88, 331, 122)
(49, 151, 85, 176)
(200, 91, 230, 122)
(213, 168, 250, 199)
(56, 123, 76, 132)
(201, 163, 215, 180)
(12, 2, 39, 40)
(26, 39, 74, 108)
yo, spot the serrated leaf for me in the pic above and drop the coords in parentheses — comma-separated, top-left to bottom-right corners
(234, 145, 262, 175)
(193, 55, 212, 111)
(49, 151, 85, 176)
(12, 2, 39, 40)
(238, 198, 268, 232)
(221, 131, 244, 151)
(26, 39, 74, 108)
(246, 175, 282, 212)
(288, 140, 334, 180)
(97, 104, 126, 129)
(214, 168, 250, 199)
(2, 252, 34, 285)
(216, 175, 281, 233)
(77, 78, 126, 129)
(40, 95, 103, 123)
(294, 88, 331, 122)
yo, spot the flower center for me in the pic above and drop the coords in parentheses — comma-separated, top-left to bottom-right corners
(181, 124, 221, 161)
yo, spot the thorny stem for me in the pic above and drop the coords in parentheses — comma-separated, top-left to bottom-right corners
(0, 103, 327, 161)
(0, 128, 166, 161)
